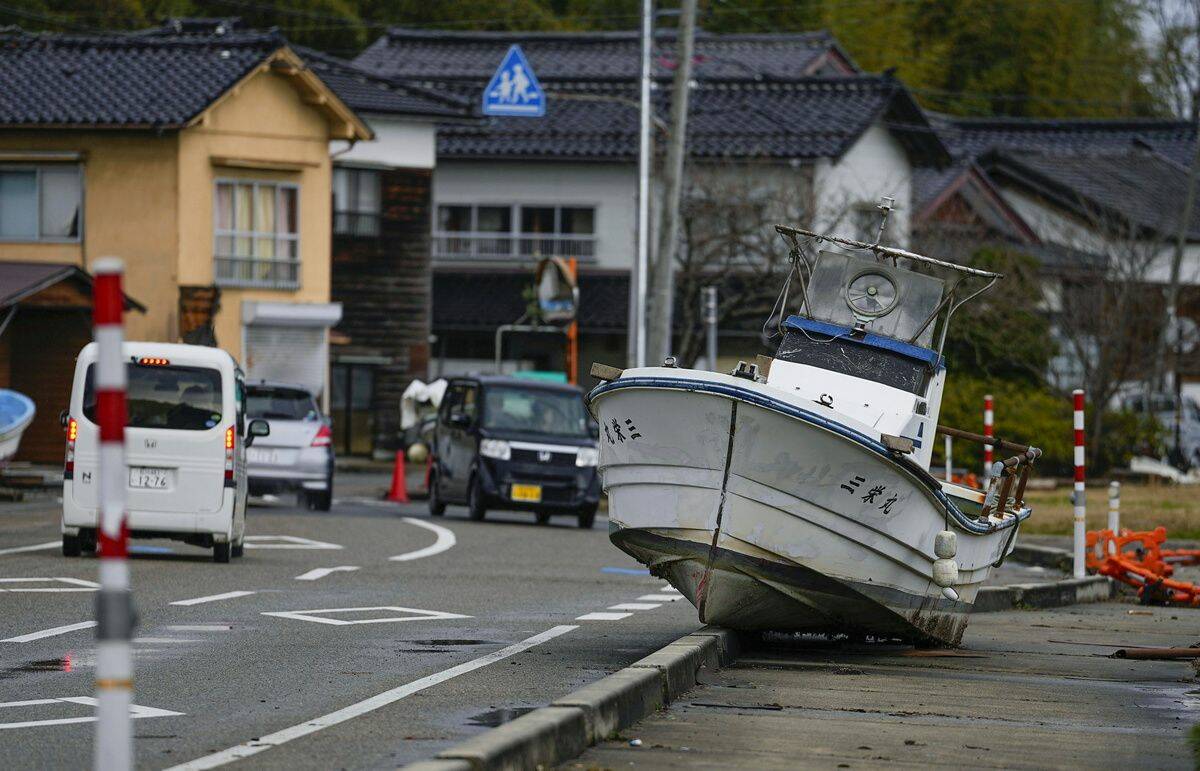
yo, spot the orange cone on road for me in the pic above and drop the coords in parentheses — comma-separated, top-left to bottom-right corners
(387, 450, 409, 503)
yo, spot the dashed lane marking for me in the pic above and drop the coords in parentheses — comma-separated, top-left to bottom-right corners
(163, 625, 578, 770)
(0, 542, 59, 556)
(576, 611, 633, 621)
(608, 602, 661, 611)
(637, 594, 684, 602)
(0, 697, 183, 730)
(294, 566, 360, 581)
(2, 621, 96, 643)
(243, 535, 342, 550)
(660, 585, 682, 593)
(389, 518, 456, 562)
(170, 590, 256, 607)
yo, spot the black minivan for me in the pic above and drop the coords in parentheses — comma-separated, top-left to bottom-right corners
(428, 376, 601, 528)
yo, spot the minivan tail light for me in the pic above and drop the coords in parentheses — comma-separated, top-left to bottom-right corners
(311, 424, 332, 447)
(63, 418, 78, 479)
(224, 426, 235, 488)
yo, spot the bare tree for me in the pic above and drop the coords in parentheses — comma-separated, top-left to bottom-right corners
(1143, 0, 1200, 121)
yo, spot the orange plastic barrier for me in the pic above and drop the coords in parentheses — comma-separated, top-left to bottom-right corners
(1086, 527, 1200, 606)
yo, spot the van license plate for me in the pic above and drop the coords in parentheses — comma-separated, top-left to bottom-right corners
(511, 484, 542, 502)
(129, 467, 170, 489)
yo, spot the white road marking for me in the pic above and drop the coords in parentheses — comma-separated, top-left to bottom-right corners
(576, 611, 632, 621)
(294, 566, 360, 581)
(167, 625, 232, 632)
(0, 541, 59, 556)
(0, 577, 100, 592)
(637, 594, 683, 602)
(243, 535, 342, 550)
(389, 518, 456, 562)
(0, 696, 182, 730)
(2, 620, 96, 643)
(164, 624, 578, 770)
(608, 602, 661, 611)
(262, 606, 469, 626)
(170, 590, 256, 607)
(660, 585, 682, 593)
(134, 638, 201, 644)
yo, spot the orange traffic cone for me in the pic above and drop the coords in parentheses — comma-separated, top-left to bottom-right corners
(387, 450, 409, 503)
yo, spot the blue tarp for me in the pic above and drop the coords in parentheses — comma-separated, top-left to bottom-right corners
(783, 315, 942, 369)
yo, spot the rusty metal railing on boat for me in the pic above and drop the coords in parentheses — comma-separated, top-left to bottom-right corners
(935, 425, 1042, 521)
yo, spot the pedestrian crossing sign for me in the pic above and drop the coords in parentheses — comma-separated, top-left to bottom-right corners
(482, 44, 545, 117)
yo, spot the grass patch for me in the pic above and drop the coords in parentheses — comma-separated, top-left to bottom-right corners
(1021, 484, 1200, 540)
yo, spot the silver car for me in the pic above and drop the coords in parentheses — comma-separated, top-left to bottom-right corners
(244, 381, 334, 510)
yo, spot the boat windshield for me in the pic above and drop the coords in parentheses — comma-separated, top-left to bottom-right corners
(483, 386, 590, 438)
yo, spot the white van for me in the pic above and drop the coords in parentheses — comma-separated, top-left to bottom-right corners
(61, 342, 269, 563)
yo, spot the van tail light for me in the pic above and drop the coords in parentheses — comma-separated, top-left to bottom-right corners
(224, 426, 236, 488)
(311, 424, 332, 448)
(63, 418, 78, 480)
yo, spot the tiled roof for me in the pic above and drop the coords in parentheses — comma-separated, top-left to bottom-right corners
(0, 261, 145, 310)
(984, 148, 1200, 239)
(292, 45, 472, 119)
(0, 27, 284, 127)
(932, 114, 1197, 168)
(355, 28, 856, 84)
(437, 76, 948, 163)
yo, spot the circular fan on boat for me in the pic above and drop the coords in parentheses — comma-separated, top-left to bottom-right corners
(845, 271, 898, 317)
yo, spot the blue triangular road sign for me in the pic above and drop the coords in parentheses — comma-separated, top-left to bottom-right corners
(482, 44, 545, 117)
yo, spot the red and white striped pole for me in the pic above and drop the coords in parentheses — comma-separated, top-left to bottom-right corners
(92, 258, 134, 771)
(983, 394, 994, 481)
(1072, 389, 1086, 579)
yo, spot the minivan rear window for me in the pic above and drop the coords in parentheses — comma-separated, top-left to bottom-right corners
(84, 363, 223, 431)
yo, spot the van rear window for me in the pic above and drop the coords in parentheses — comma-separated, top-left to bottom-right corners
(84, 363, 223, 431)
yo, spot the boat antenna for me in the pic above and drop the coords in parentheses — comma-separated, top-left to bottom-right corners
(870, 196, 895, 254)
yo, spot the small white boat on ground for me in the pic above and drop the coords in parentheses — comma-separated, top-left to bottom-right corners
(589, 215, 1042, 645)
(0, 389, 35, 466)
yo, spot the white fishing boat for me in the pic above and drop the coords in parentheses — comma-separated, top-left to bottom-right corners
(588, 210, 1042, 645)
(0, 389, 35, 466)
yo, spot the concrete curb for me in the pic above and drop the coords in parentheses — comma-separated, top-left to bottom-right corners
(411, 626, 738, 771)
(978, 541, 1113, 612)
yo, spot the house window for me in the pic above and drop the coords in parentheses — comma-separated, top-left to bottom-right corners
(0, 165, 82, 241)
(433, 203, 596, 260)
(333, 167, 380, 237)
(214, 180, 299, 289)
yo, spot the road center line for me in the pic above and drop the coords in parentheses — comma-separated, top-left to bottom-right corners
(637, 594, 683, 602)
(0, 541, 59, 556)
(2, 620, 97, 643)
(294, 566, 360, 581)
(389, 518, 456, 562)
(608, 602, 661, 611)
(164, 624, 578, 770)
(170, 591, 256, 607)
(577, 611, 632, 621)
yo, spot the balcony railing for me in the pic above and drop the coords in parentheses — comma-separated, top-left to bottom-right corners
(433, 231, 596, 261)
(334, 211, 381, 238)
(215, 256, 300, 289)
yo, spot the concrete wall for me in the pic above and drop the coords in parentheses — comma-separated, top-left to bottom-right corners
(335, 116, 436, 170)
(433, 160, 638, 270)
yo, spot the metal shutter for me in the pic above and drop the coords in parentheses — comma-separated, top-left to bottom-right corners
(244, 325, 327, 396)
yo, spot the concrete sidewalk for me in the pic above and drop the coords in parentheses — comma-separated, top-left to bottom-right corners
(563, 602, 1200, 769)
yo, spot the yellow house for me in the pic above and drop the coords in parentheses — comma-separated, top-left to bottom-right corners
(0, 26, 371, 460)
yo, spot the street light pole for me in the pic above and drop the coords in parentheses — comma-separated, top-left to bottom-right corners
(634, 0, 652, 368)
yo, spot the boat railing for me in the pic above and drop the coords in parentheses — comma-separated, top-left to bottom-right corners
(935, 424, 1042, 520)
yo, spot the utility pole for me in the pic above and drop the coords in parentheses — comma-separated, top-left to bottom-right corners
(703, 285, 718, 370)
(646, 0, 697, 366)
(633, 0, 653, 368)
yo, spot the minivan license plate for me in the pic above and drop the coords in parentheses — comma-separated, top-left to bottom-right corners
(511, 483, 542, 502)
(129, 467, 170, 489)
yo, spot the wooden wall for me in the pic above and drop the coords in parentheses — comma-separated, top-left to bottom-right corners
(331, 168, 432, 452)
(10, 308, 90, 463)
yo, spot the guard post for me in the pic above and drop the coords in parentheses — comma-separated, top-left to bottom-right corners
(92, 258, 135, 771)
(983, 394, 994, 481)
(1073, 389, 1086, 578)
(1108, 480, 1121, 543)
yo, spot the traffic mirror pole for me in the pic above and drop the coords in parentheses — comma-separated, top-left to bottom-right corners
(92, 258, 135, 771)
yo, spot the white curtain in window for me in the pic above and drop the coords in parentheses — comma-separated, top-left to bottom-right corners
(39, 166, 80, 237)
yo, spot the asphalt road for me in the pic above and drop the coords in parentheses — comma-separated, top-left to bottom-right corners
(0, 474, 697, 769)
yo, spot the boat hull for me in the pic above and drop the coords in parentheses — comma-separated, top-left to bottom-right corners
(591, 369, 1022, 646)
